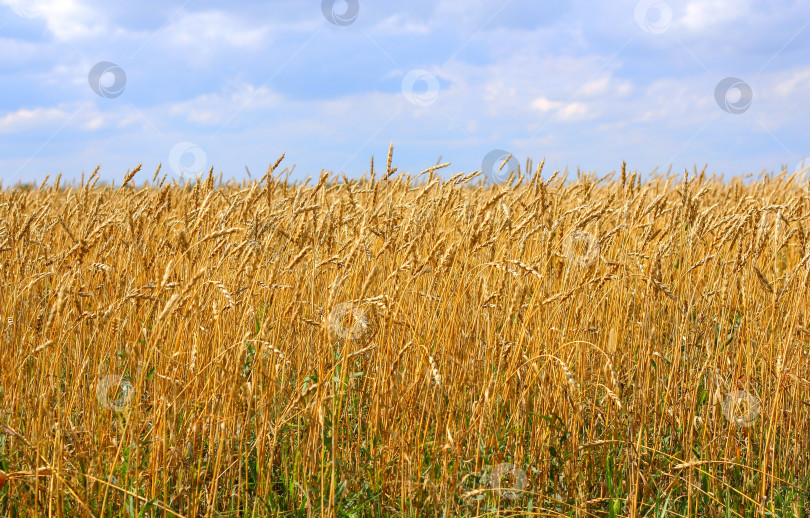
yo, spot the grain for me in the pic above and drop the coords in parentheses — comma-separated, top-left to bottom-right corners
(1, 155, 809, 515)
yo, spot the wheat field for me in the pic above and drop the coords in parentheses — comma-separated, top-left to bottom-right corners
(1, 151, 809, 517)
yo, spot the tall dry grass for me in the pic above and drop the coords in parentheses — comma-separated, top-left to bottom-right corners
(1, 153, 810, 517)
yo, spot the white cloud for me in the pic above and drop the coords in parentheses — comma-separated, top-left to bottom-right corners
(579, 76, 634, 97)
(678, 0, 753, 31)
(0, 103, 140, 133)
(773, 67, 810, 98)
(81, 115, 105, 130)
(531, 97, 562, 112)
(434, 0, 488, 27)
(166, 10, 271, 52)
(37, 0, 107, 40)
(169, 84, 283, 125)
(558, 102, 589, 121)
(372, 14, 430, 35)
(0, 106, 69, 132)
(580, 77, 611, 96)
(531, 98, 591, 122)
(631, 78, 710, 124)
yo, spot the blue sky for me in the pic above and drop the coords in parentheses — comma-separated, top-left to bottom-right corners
(1, 0, 809, 185)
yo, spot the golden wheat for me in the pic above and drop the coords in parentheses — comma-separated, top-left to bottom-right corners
(0, 157, 809, 516)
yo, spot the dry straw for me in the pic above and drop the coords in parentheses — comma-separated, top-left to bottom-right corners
(1, 155, 809, 515)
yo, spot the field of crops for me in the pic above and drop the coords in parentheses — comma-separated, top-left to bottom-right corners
(1, 152, 810, 517)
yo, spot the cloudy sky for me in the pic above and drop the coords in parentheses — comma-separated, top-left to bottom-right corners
(1, 0, 809, 185)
